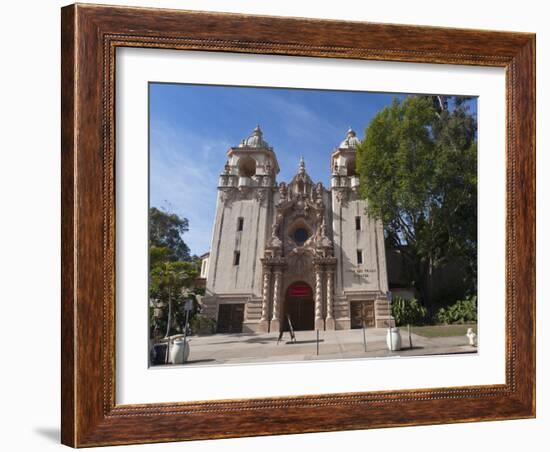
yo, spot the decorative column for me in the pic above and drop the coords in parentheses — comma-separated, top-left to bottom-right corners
(325, 268, 335, 330)
(270, 269, 282, 332)
(314, 265, 325, 330)
(259, 266, 271, 332)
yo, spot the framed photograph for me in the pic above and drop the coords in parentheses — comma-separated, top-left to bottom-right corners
(61, 3, 535, 447)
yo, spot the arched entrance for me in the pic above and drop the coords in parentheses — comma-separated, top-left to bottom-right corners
(284, 282, 314, 331)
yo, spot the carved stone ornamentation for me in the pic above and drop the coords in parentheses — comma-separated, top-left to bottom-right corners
(325, 269, 335, 330)
(314, 265, 325, 330)
(270, 270, 283, 332)
(315, 182, 323, 200)
(257, 267, 272, 332)
(219, 189, 234, 204)
(278, 182, 288, 201)
(267, 230, 283, 251)
(261, 269, 271, 322)
(255, 189, 267, 203)
(334, 188, 347, 204)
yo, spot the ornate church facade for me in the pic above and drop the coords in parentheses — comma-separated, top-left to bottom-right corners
(201, 126, 392, 333)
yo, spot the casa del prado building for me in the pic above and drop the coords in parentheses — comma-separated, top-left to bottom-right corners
(200, 126, 393, 333)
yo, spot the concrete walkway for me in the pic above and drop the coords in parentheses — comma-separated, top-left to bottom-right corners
(156, 328, 476, 367)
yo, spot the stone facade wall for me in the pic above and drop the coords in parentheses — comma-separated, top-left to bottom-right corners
(206, 194, 269, 296)
(332, 196, 388, 294)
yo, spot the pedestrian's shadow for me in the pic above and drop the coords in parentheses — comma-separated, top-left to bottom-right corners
(209, 337, 279, 345)
(286, 340, 325, 345)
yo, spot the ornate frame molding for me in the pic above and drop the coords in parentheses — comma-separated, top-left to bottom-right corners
(61, 4, 535, 447)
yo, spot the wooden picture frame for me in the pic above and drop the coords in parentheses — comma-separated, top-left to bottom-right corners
(61, 3, 535, 447)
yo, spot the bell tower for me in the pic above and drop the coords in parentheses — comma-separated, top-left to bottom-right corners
(330, 128, 390, 329)
(219, 125, 279, 190)
(330, 127, 361, 190)
(203, 126, 280, 333)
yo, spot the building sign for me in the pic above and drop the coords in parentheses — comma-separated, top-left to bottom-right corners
(348, 268, 377, 279)
(289, 284, 312, 297)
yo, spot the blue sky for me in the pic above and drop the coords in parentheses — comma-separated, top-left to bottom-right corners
(149, 83, 476, 256)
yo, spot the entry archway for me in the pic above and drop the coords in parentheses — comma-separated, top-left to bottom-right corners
(284, 281, 314, 331)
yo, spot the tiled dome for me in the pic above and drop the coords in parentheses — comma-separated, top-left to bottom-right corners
(239, 125, 270, 149)
(339, 127, 361, 149)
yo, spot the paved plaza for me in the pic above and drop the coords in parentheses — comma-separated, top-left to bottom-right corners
(158, 328, 476, 367)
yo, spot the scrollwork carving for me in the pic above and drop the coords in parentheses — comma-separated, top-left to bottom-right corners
(255, 189, 266, 203)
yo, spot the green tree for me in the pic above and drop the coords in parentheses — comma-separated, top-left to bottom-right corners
(150, 245, 170, 268)
(149, 207, 191, 262)
(356, 96, 477, 311)
(149, 260, 198, 338)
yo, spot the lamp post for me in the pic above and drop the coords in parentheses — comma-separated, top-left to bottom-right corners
(387, 291, 393, 351)
(181, 298, 193, 356)
(362, 318, 367, 352)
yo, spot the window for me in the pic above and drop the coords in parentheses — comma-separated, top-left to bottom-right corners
(357, 249, 363, 265)
(237, 217, 244, 231)
(293, 227, 309, 246)
(355, 216, 361, 230)
(233, 251, 240, 266)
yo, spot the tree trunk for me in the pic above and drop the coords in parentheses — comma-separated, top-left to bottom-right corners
(402, 249, 433, 313)
(165, 289, 172, 338)
(426, 253, 434, 315)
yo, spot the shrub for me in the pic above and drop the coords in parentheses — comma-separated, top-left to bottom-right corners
(190, 314, 216, 335)
(434, 295, 477, 324)
(391, 297, 427, 326)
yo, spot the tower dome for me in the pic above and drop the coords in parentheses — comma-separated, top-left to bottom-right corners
(339, 127, 361, 149)
(239, 125, 271, 149)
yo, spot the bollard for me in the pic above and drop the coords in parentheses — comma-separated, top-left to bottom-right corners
(316, 330, 319, 356)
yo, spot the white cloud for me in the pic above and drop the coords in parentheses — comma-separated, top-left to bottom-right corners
(150, 120, 230, 256)
(261, 94, 342, 142)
